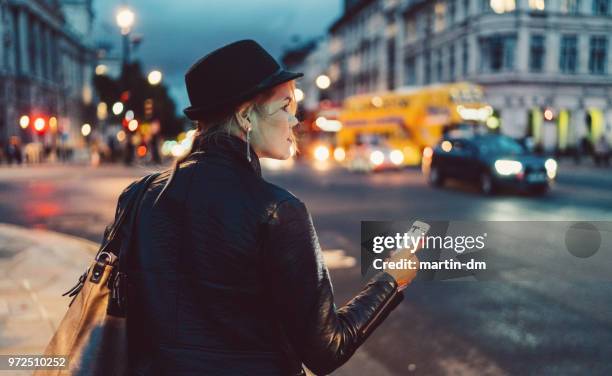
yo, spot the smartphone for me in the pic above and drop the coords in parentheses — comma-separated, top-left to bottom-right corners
(391, 220, 430, 291)
(389, 220, 431, 257)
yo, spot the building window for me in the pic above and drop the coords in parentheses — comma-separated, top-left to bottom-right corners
(529, 35, 545, 72)
(41, 28, 49, 80)
(438, 50, 444, 81)
(405, 18, 416, 42)
(12, 9, 20, 74)
(464, 0, 470, 18)
(593, 0, 609, 15)
(449, 45, 456, 80)
(405, 56, 416, 85)
(416, 16, 426, 38)
(425, 50, 432, 84)
(480, 34, 517, 72)
(462, 39, 469, 75)
(561, 0, 580, 13)
(528, 0, 546, 10)
(448, 0, 456, 23)
(559, 35, 578, 73)
(28, 16, 37, 75)
(589, 36, 607, 74)
(387, 38, 395, 90)
(434, 2, 446, 32)
(489, 0, 516, 13)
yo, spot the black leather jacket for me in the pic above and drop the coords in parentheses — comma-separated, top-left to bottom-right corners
(121, 135, 404, 375)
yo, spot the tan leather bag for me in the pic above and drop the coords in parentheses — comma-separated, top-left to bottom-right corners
(34, 173, 158, 375)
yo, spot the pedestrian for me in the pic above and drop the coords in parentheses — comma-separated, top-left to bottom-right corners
(0, 140, 5, 164)
(7, 136, 23, 165)
(122, 40, 417, 375)
(581, 136, 593, 164)
(107, 134, 118, 163)
(594, 135, 610, 167)
(124, 136, 135, 165)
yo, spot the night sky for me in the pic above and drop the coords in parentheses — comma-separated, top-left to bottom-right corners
(93, 0, 342, 115)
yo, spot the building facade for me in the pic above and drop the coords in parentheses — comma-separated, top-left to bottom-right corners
(282, 38, 332, 112)
(0, 0, 95, 152)
(327, 0, 612, 152)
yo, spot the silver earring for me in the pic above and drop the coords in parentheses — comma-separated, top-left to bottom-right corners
(246, 127, 252, 162)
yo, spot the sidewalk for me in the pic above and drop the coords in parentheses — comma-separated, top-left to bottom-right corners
(0, 224, 96, 354)
(0, 224, 392, 376)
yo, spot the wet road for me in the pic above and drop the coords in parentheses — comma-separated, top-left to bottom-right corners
(0, 162, 611, 375)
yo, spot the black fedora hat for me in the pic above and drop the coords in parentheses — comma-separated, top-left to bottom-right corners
(183, 40, 303, 120)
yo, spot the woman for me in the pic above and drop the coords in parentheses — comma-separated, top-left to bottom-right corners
(125, 40, 418, 375)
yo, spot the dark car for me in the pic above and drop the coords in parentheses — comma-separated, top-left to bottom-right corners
(422, 134, 558, 195)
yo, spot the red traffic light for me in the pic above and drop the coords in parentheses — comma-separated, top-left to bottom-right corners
(33, 117, 46, 133)
(137, 145, 147, 157)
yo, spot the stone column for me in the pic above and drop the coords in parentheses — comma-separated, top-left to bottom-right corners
(31, 17, 40, 78)
(578, 34, 590, 75)
(571, 108, 587, 144)
(43, 25, 52, 80)
(608, 31, 612, 77)
(580, 0, 593, 14)
(17, 7, 30, 75)
(516, 26, 529, 73)
(468, 32, 478, 76)
(605, 107, 612, 142)
(395, 11, 404, 88)
(545, 29, 559, 74)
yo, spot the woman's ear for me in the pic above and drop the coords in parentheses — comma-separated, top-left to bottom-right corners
(236, 105, 253, 130)
(235, 110, 251, 131)
(243, 113, 252, 125)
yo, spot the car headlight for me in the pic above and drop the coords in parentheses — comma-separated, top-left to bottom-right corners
(545, 158, 557, 179)
(314, 145, 330, 162)
(333, 147, 346, 162)
(389, 149, 404, 165)
(494, 160, 523, 175)
(370, 150, 385, 166)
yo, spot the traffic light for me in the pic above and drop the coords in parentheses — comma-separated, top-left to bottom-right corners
(33, 117, 46, 134)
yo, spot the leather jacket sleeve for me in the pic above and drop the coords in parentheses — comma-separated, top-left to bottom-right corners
(262, 198, 404, 375)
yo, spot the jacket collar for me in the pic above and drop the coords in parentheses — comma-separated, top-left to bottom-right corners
(193, 134, 261, 177)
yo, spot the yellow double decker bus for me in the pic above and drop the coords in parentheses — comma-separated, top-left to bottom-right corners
(335, 82, 493, 171)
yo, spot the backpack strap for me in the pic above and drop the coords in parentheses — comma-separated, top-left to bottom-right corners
(98, 173, 160, 258)
(107, 172, 160, 315)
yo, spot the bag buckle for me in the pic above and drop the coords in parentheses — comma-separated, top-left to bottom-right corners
(96, 251, 117, 265)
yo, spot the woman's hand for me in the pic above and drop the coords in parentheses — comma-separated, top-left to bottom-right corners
(383, 248, 420, 290)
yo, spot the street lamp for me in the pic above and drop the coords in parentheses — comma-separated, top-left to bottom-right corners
(81, 123, 92, 137)
(95, 64, 108, 75)
(316, 75, 331, 90)
(147, 70, 162, 85)
(116, 7, 135, 65)
(112, 102, 124, 115)
(128, 119, 139, 132)
(116, 7, 135, 34)
(19, 115, 30, 129)
(49, 117, 58, 132)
